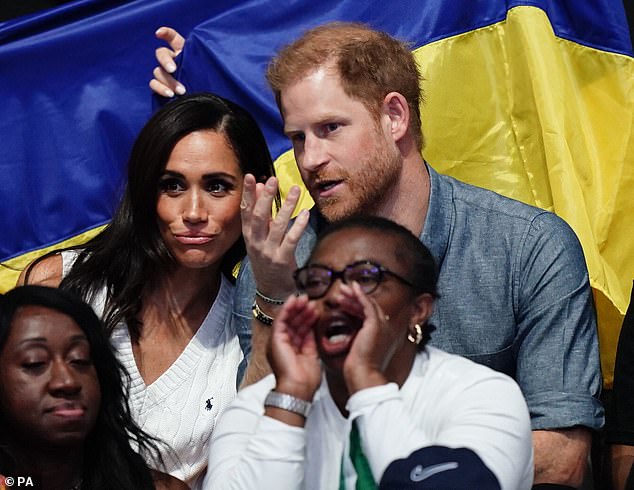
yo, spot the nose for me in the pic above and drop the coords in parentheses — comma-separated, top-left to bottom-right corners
(322, 276, 346, 309)
(49, 360, 81, 396)
(183, 189, 208, 224)
(300, 134, 329, 173)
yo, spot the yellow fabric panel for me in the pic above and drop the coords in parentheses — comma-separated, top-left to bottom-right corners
(0, 226, 105, 293)
(274, 6, 633, 385)
(418, 6, 633, 386)
(4, 5, 630, 386)
(0, 151, 312, 294)
(274, 149, 315, 215)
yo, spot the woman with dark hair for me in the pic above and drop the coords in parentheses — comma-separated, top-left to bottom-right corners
(205, 216, 533, 490)
(0, 285, 188, 490)
(19, 93, 277, 487)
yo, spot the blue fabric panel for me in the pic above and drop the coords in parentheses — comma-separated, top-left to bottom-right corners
(1, 0, 233, 260)
(178, 0, 633, 159)
(1, 0, 631, 261)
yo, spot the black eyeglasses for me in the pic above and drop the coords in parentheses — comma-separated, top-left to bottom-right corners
(293, 260, 415, 299)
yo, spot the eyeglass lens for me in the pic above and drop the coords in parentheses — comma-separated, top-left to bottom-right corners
(296, 262, 382, 298)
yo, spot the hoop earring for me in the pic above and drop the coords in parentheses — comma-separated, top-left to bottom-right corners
(407, 323, 423, 345)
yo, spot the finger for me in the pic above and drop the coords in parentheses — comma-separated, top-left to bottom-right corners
(155, 45, 178, 73)
(240, 174, 258, 229)
(150, 66, 181, 97)
(149, 78, 175, 98)
(275, 294, 301, 325)
(301, 328, 318, 355)
(286, 296, 315, 332)
(250, 177, 279, 243)
(152, 49, 187, 95)
(268, 185, 301, 243)
(155, 27, 186, 57)
(291, 303, 319, 337)
(254, 182, 266, 200)
(335, 283, 365, 318)
(350, 282, 384, 327)
(277, 208, 310, 257)
(279, 296, 316, 347)
(290, 309, 319, 349)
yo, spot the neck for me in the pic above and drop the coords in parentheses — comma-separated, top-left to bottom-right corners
(141, 265, 221, 337)
(10, 441, 83, 490)
(326, 345, 418, 417)
(325, 370, 351, 416)
(373, 146, 430, 238)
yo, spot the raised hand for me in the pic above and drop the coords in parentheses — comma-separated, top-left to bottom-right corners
(149, 26, 187, 98)
(268, 295, 321, 401)
(339, 283, 402, 393)
(241, 174, 310, 301)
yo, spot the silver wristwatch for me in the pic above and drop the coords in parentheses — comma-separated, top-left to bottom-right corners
(264, 390, 312, 417)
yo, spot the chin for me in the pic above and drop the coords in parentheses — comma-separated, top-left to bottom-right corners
(317, 348, 347, 376)
(175, 252, 223, 270)
(44, 430, 90, 448)
(317, 200, 360, 224)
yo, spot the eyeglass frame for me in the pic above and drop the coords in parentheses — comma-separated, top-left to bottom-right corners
(293, 260, 416, 299)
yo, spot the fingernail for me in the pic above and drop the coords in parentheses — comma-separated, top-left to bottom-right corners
(167, 63, 177, 73)
(175, 84, 186, 95)
(165, 88, 175, 98)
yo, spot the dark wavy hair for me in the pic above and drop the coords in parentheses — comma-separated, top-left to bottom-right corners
(310, 215, 439, 348)
(27, 93, 276, 339)
(0, 285, 162, 489)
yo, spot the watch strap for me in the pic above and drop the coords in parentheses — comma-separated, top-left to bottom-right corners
(264, 390, 312, 417)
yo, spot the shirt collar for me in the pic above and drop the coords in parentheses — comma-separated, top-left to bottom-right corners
(421, 162, 453, 270)
(308, 163, 452, 268)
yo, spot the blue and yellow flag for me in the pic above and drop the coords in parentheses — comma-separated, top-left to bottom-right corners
(2, 0, 632, 384)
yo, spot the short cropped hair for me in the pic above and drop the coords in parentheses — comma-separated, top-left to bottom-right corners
(310, 215, 439, 348)
(267, 22, 425, 150)
(311, 215, 438, 298)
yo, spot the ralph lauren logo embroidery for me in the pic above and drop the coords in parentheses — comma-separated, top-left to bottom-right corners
(205, 398, 214, 411)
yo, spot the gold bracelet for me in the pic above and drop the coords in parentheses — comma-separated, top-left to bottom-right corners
(252, 301, 274, 326)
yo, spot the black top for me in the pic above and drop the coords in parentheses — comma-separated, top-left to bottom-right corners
(606, 280, 634, 444)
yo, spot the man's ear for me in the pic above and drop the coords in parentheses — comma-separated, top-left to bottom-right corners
(412, 293, 434, 325)
(382, 91, 410, 142)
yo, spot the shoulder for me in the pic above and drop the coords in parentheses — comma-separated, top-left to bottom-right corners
(18, 253, 63, 287)
(152, 471, 189, 490)
(430, 166, 546, 222)
(236, 373, 276, 400)
(421, 347, 525, 398)
(436, 172, 583, 253)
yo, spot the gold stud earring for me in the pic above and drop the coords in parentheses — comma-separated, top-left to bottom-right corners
(407, 323, 423, 345)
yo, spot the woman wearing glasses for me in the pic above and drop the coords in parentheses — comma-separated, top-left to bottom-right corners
(203, 215, 533, 490)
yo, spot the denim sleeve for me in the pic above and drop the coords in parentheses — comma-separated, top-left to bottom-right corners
(231, 218, 318, 388)
(232, 256, 257, 387)
(515, 212, 604, 430)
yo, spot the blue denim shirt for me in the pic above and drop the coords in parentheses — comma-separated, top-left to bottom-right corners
(233, 163, 604, 430)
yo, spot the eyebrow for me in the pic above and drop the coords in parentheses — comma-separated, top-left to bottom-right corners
(286, 112, 351, 132)
(160, 170, 239, 180)
(17, 334, 89, 347)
